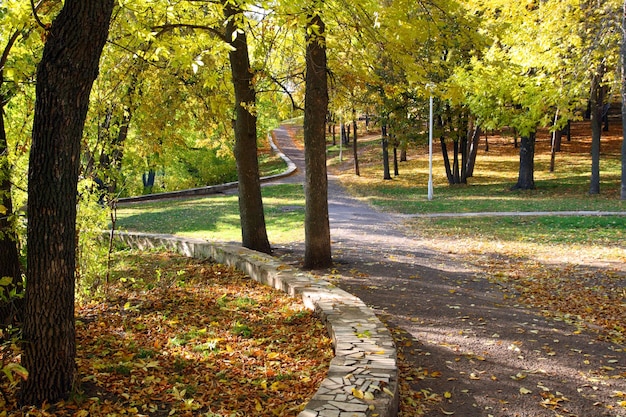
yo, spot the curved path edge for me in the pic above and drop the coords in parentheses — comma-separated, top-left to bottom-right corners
(113, 231, 399, 417)
(116, 133, 297, 204)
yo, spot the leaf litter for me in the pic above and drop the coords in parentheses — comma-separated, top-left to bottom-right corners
(1, 250, 333, 416)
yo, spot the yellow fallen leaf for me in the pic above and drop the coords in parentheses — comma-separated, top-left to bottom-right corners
(364, 391, 375, 400)
(383, 387, 395, 397)
(444, 391, 452, 399)
(520, 387, 532, 395)
(351, 387, 364, 399)
(441, 409, 455, 415)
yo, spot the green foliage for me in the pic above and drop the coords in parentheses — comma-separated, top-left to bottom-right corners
(75, 179, 111, 299)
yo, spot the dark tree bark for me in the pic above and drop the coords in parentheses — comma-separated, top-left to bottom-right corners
(393, 141, 399, 176)
(452, 140, 460, 184)
(21, 0, 114, 406)
(352, 109, 359, 176)
(225, 3, 271, 254)
(465, 125, 481, 179)
(620, 1, 626, 200)
(440, 137, 454, 184)
(303, 13, 331, 269)
(589, 67, 605, 195)
(381, 124, 392, 180)
(511, 132, 536, 190)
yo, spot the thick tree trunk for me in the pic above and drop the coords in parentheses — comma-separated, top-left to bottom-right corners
(21, 0, 114, 406)
(511, 132, 536, 190)
(352, 110, 359, 176)
(303, 13, 331, 269)
(620, 1, 626, 200)
(225, 3, 271, 254)
(589, 68, 605, 195)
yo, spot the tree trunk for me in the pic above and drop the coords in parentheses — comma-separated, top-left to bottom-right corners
(381, 125, 391, 180)
(465, 125, 481, 179)
(620, 0, 626, 200)
(589, 67, 605, 195)
(303, 13, 331, 269)
(393, 142, 399, 176)
(21, 0, 114, 406)
(511, 132, 536, 190)
(352, 109, 359, 176)
(452, 140, 460, 184)
(440, 137, 453, 185)
(225, 3, 271, 254)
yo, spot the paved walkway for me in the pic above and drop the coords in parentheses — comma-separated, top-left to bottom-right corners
(270, 126, 626, 417)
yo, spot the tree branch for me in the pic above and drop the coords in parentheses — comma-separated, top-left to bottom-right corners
(152, 23, 226, 43)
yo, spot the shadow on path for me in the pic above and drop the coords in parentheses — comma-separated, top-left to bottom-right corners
(270, 125, 626, 417)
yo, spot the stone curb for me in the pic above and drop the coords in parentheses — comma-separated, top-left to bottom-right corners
(113, 231, 399, 417)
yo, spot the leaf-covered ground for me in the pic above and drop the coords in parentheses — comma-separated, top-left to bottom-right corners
(1, 251, 333, 416)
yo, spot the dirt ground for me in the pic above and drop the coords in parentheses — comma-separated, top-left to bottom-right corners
(271, 123, 626, 417)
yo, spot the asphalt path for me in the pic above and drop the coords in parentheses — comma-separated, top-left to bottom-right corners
(269, 125, 626, 417)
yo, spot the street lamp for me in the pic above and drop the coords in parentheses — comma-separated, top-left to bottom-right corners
(427, 83, 434, 201)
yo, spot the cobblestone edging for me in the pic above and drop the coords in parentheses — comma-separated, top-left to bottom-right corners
(114, 231, 399, 417)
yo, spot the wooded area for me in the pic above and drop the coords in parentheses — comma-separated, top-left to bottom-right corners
(0, 0, 625, 407)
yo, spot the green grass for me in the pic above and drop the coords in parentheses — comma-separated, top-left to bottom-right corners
(114, 183, 305, 244)
(408, 215, 625, 247)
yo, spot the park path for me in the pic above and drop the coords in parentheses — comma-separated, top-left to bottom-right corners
(270, 126, 626, 417)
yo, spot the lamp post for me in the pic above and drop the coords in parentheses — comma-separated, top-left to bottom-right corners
(427, 83, 434, 201)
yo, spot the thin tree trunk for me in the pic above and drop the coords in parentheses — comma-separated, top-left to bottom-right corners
(589, 67, 605, 195)
(452, 140, 460, 184)
(225, 3, 271, 254)
(352, 109, 359, 176)
(21, 0, 114, 406)
(303, 12, 331, 269)
(465, 124, 481, 179)
(382, 124, 391, 180)
(393, 142, 399, 176)
(550, 110, 559, 173)
(440, 137, 453, 184)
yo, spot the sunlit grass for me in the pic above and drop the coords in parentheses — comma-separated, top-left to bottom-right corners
(114, 184, 305, 245)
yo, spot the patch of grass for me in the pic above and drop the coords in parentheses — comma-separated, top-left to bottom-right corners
(114, 183, 305, 244)
(407, 215, 625, 247)
(259, 152, 288, 177)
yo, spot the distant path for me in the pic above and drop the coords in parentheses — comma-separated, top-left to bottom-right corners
(270, 125, 626, 417)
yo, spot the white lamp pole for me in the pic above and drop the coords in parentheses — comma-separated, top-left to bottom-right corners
(427, 86, 434, 201)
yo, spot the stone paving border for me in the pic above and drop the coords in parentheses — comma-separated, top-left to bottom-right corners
(113, 231, 399, 417)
